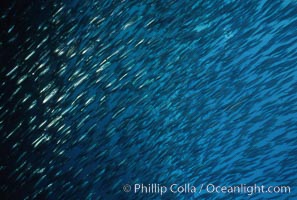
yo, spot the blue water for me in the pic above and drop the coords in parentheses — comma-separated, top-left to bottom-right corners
(1, 0, 297, 199)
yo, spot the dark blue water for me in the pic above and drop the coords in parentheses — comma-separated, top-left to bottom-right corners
(1, 0, 297, 199)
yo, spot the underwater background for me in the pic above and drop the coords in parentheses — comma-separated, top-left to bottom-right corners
(1, 0, 297, 199)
